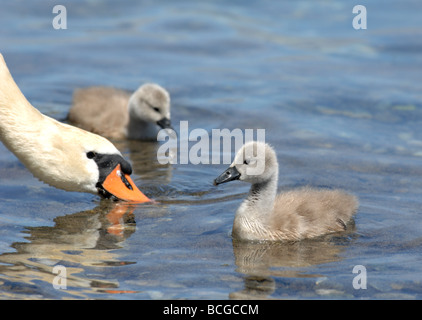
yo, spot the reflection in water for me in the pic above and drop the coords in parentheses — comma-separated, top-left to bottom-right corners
(0, 201, 140, 299)
(230, 226, 357, 299)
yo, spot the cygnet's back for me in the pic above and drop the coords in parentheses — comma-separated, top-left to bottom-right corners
(269, 187, 358, 241)
(69, 86, 131, 139)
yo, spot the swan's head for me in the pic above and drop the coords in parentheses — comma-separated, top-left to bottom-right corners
(32, 121, 151, 203)
(128, 83, 172, 130)
(214, 141, 278, 186)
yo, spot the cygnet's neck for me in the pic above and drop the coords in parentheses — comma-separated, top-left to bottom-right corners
(249, 177, 278, 212)
(233, 171, 279, 240)
(238, 169, 279, 220)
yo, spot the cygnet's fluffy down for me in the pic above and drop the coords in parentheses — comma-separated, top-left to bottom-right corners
(214, 141, 358, 241)
(68, 83, 172, 140)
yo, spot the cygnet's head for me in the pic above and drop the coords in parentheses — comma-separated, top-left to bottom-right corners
(214, 141, 278, 186)
(128, 83, 172, 130)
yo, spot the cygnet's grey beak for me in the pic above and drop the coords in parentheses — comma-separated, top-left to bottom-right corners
(157, 117, 173, 130)
(214, 166, 241, 186)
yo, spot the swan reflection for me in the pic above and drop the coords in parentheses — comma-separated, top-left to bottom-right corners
(0, 201, 143, 298)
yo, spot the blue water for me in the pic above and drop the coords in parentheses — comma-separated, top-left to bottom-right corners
(1, 0, 422, 299)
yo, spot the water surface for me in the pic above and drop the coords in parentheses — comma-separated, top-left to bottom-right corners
(1, 0, 422, 299)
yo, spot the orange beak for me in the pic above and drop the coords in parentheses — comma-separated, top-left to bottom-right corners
(102, 164, 151, 203)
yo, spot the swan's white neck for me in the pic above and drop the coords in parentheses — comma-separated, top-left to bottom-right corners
(0, 60, 45, 159)
(0, 56, 101, 194)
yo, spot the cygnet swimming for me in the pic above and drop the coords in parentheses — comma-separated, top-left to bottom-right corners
(68, 83, 172, 140)
(214, 141, 358, 241)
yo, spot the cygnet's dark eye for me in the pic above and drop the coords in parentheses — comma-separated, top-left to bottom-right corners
(153, 107, 160, 113)
(86, 151, 96, 159)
